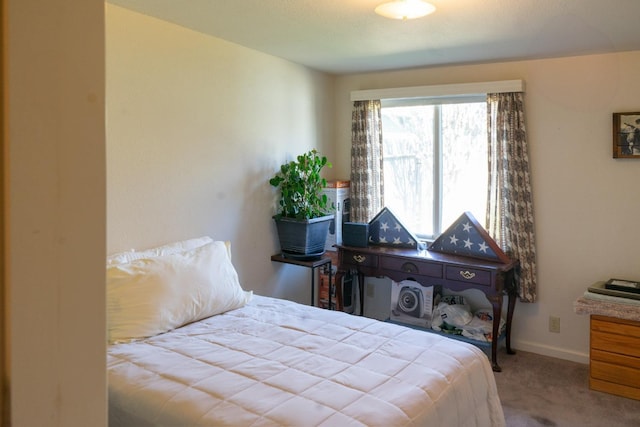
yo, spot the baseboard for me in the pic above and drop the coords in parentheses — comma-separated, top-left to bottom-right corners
(511, 339, 589, 365)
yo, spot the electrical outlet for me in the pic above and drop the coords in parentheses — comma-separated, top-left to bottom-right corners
(549, 316, 560, 333)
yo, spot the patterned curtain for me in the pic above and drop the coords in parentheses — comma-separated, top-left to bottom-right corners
(487, 92, 537, 302)
(350, 100, 384, 223)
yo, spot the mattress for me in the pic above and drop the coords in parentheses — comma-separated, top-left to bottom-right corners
(108, 295, 505, 426)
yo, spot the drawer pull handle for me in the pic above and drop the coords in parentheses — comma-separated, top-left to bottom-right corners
(460, 270, 476, 280)
(353, 255, 366, 263)
(402, 262, 418, 273)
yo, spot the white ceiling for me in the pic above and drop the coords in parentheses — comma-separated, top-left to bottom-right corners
(107, 0, 640, 74)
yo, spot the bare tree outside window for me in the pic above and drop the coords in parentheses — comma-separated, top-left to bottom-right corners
(441, 103, 487, 229)
(381, 101, 487, 239)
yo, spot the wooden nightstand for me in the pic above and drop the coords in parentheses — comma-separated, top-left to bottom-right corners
(590, 315, 640, 400)
(270, 253, 333, 309)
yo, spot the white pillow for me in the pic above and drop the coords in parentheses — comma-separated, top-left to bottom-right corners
(107, 240, 252, 343)
(107, 236, 214, 265)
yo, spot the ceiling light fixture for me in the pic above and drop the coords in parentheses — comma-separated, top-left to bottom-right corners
(374, 0, 436, 20)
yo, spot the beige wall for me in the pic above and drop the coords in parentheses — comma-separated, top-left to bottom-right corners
(334, 51, 640, 362)
(108, 4, 640, 362)
(106, 5, 337, 303)
(6, 0, 106, 426)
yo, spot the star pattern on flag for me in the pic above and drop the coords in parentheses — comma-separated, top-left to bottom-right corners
(368, 207, 421, 249)
(428, 212, 509, 262)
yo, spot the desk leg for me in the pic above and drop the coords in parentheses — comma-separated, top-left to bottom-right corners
(505, 291, 517, 355)
(357, 272, 365, 316)
(334, 269, 345, 311)
(488, 295, 503, 372)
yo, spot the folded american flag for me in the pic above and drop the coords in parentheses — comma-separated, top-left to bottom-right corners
(428, 212, 510, 262)
(368, 207, 421, 249)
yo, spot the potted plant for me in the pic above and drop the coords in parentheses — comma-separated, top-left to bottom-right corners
(269, 149, 334, 258)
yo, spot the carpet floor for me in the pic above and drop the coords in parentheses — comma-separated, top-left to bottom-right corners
(493, 348, 640, 426)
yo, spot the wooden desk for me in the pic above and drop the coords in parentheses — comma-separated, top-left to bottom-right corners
(336, 245, 519, 371)
(574, 291, 640, 400)
(590, 315, 640, 400)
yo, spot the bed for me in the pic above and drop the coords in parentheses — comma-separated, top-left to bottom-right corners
(107, 237, 505, 427)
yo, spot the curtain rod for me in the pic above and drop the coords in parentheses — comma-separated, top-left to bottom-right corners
(350, 80, 524, 101)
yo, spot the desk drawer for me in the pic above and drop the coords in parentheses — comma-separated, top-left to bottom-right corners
(342, 250, 378, 268)
(591, 359, 640, 389)
(592, 317, 640, 340)
(445, 266, 491, 286)
(380, 257, 442, 278)
(591, 317, 640, 358)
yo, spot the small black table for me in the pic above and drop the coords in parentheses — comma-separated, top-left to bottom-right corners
(270, 253, 333, 309)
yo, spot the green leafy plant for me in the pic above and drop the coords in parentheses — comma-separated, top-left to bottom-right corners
(269, 149, 333, 220)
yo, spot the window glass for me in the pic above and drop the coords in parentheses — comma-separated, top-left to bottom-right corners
(440, 102, 487, 231)
(381, 105, 435, 236)
(381, 99, 487, 239)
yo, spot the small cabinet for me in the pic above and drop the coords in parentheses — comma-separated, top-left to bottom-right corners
(590, 315, 640, 400)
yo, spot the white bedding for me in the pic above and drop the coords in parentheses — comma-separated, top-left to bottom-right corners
(108, 295, 505, 427)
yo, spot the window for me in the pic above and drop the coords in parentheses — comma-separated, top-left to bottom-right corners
(381, 97, 487, 240)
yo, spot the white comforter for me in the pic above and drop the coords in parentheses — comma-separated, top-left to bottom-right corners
(108, 295, 505, 427)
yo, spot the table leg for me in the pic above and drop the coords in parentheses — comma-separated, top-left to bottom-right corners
(488, 294, 503, 372)
(505, 290, 517, 355)
(357, 272, 365, 316)
(334, 269, 344, 311)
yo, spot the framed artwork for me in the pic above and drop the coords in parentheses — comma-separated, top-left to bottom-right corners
(613, 112, 640, 158)
(604, 278, 640, 294)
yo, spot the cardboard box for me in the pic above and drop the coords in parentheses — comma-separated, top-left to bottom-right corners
(390, 280, 442, 329)
(316, 251, 357, 313)
(317, 271, 334, 310)
(363, 277, 391, 320)
(321, 181, 350, 251)
(318, 269, 341, 310)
